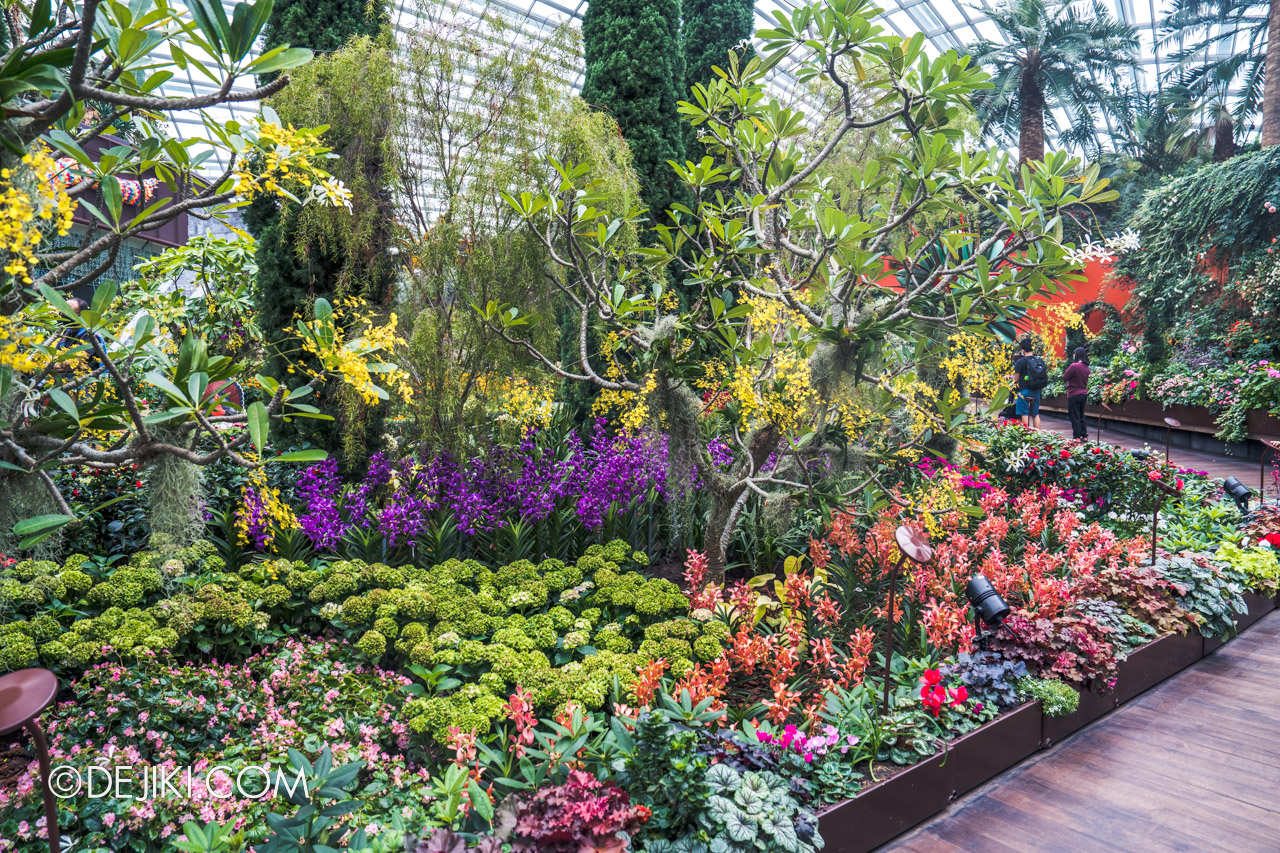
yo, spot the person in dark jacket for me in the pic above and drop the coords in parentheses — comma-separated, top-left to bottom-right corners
(1064, 346, 1090, 440)
(1011, 338, 1045, 429)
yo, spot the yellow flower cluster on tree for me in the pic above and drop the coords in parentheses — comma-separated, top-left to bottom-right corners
(234, 468, 298, 548)
(296, 298, 413, 405)
(592, 331, 652, 431)
(1037, 303, 1087, 360)
(725, 296, 820, 436)
(471, 373, 558, 432)
(940, 332, 1012, 399)
(1, 149, 74, 284)
(0, 312, 48, 372)
(232, 118, 353, 210)
(907, 467, 968, 540)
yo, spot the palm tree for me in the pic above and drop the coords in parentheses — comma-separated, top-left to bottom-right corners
(1170, 78, 1240, 161)
(1106, 87, 1190, 174)
(966, 0, 1138, 165)
(1160, 0, 1279, 145)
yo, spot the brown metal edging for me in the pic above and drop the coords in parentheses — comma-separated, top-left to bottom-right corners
(819, 609, 1280, 852)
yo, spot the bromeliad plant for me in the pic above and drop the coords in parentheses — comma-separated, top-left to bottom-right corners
(483, 0, 1117, 580)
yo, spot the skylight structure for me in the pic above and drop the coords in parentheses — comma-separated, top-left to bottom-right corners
(154, 0, 1204, 174)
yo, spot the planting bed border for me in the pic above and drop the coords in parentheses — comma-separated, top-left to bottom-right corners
(1038, 396, 1280, 441)
(817, 605, 1278, 853)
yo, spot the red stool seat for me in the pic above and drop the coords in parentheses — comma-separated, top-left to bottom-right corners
(0, 668, 61, 852)
(0, 668, 57, 735)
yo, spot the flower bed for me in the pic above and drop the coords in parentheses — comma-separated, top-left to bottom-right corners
(4, 418, 1278, 851)
(816, 611, 1278, 853)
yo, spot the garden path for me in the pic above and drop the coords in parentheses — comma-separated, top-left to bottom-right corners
(878, 611, 1280, 852)
(1038, 413, 1263, 491)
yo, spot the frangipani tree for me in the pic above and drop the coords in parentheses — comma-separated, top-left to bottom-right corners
(486, 0, 1117, 580)
(0, 0, 385, 546)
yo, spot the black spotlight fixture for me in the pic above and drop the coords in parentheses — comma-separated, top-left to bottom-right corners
(965, 574, 1021, 649)
(1224, 476, 1253, 514)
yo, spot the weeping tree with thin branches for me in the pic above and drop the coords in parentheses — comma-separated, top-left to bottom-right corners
(480, 0, 1119, 581)
(966, 0, 1137, 165)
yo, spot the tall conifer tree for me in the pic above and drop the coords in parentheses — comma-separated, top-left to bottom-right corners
(682, 0, 754, 160)
(581, 0, 686, 222)
(248, 0, 392, 465)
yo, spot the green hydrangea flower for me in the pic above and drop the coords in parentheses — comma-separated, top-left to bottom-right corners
(341, 596, 374, 626)
(0, 633, 39, 671)
(260, 584, 291, 607)
(356, 630, 387, 659)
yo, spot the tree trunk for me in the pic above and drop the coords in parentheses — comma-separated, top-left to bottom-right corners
(1263, 0, 1280, 147)
(702, 484, 747, 584)
(700, 423, 780, 586)
(1018, 69, 1045, 167)
(1213, 117, 1236, 162)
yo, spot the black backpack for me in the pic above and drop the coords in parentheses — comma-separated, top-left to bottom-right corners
(1023, 355, 1049, 390)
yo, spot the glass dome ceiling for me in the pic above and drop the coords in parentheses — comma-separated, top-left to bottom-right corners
(156, 0, 1209, 175)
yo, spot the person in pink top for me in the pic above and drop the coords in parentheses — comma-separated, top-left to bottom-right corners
(1064, 346, 1090, 440)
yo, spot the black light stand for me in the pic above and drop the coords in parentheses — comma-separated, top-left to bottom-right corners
(881, 526, 934, 717)
(1163, 416, 1181, 464)
(965, 574, 1023, 650)
(1149, 477, 1182, 566)
(1224, 476, 1254, 515)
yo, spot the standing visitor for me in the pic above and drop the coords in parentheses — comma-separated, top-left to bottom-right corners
(1064, 346, 1090, 440)
(1012, 337, 1048, 429)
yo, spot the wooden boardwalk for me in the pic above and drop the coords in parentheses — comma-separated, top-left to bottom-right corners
(881, 611, 1280, 853)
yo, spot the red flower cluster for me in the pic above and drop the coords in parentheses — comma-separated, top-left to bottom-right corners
(919, 669, 967, 717)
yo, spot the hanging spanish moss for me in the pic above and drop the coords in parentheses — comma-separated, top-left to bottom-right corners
(145, 428, 205, 553)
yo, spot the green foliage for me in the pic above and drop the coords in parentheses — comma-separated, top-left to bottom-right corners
(1112, 147, 1280, 355)
(1017, 676, 1079, 717)
(682, 0, 754, 159)
(394, 6, 588, 449)
(581, 0, 687, 221)
(626, 713, 711, 838)
(642, 764, 823, 853)
(251, 35, 398, 464)
(1162, 500, 1241, 553)
(255, 748, 372, 853)
(261, 0, 386, 63)
(1154, 553, 1249, 639)
(1214, 542, 1280, 596)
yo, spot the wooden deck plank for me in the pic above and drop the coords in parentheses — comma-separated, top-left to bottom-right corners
(879, 611, 1280, 852)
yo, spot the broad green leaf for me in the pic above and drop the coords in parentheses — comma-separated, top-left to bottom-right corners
(247, 400, 268, 453)
(274, 449, 327, 462)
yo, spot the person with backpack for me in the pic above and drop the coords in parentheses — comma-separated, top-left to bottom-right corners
(1064, 346, 1090, 440)
(1012, 337, 1048, 429)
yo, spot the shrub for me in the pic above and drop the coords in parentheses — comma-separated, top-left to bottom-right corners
(1017, 677, 1080, 717)
(940, 651, 1029, 709)
(1155, 553, 1248, 639)
(1214, 542, 1280, 596)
